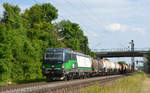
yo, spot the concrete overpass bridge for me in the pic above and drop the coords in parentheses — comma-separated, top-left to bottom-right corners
(94, 48, 150, 58)
(94, 48, 150, 73)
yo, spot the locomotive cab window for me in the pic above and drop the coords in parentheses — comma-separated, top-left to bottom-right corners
(45, 52, 63, 60)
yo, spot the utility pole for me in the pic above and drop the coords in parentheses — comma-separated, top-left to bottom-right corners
(130, 40, 135, 71)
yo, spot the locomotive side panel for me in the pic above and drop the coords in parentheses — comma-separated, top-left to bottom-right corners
(76, 55, 92, 68)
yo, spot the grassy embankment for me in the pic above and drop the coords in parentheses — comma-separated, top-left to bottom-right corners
(82, 72, 146, 93)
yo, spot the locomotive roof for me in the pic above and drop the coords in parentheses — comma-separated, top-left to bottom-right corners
(46, 48, 91, 58)
(46, 48, 72, 52)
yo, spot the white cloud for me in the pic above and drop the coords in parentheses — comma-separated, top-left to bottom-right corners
(105, 23, 128, 32)
(105, 23, 146, 34)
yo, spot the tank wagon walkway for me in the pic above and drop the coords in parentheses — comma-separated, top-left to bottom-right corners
(140, 77, 150, 93)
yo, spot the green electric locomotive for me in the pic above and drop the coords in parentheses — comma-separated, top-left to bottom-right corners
(42, 48, 92, 80)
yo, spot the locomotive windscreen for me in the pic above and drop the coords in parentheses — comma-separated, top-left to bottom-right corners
(45, 52, 63, 60)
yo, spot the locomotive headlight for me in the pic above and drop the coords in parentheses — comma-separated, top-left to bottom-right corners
(62, 64, 65, 68)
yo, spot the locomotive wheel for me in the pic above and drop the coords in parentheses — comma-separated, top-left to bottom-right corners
(84, 75, 87, 79)
(70, 74, 74, 80)
(64, 75, 68, 81)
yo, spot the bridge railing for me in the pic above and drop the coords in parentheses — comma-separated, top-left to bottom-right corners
(93, 48, 150, 52)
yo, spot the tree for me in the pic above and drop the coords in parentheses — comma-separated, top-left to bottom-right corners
(0, 23, 13, 81)
(21, 3, 59, 80)
(2, 3, 22, 29)
(56, 20, 95, 57)
(0, 3, 95, 82)
(22, 3, 58, 27)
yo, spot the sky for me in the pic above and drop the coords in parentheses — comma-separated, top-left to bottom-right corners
(0, 0, 149, 64)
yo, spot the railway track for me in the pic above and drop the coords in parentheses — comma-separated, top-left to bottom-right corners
(0, 74, 129, 93)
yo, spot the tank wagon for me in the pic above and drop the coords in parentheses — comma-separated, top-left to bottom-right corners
(42, 48, 131, 81)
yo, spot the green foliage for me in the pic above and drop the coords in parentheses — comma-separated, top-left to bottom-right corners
(0, 3, 95, 83)
(55, 20, 95, 57)
(2, 3, 22, 29)
(22, 3, 58, 27)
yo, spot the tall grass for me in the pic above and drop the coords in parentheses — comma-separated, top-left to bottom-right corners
(82, 73, 145, 93)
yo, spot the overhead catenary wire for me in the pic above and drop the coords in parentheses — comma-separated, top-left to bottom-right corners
(63, 0, 102, 31)
(39, 0, 103, 49)
(48, 0, 100, 37)
(47, 0, 93, 41)
(25, 0, 104, 47)
(4, 0, 102, 50)
(78, 0, 108, 38)
(1, 0, 104, 50)
(61, 0, 108, 49)
(79, 0, 103, 26)
(55, 0, 103, 38)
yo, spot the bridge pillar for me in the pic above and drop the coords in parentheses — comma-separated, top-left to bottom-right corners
(143, 54, 149, 73)
(131, 57, 135, 72)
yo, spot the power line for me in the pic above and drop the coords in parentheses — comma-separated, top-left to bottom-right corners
(78, 0, 110, 46)
(57, 0, 103, 37)
(79, 0, 103, 26)
(49, 0, 97, 34)
(45, 0, 104, 49)
(64, 0, 102, 30)
(38, 0, 103, 38)
(4, 0, 104, 50)
(62, 0, 107, 49)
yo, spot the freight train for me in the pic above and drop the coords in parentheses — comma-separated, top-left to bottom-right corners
(42, 48, 132, 81)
